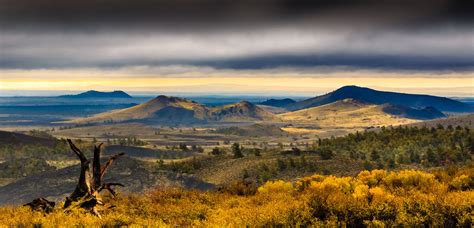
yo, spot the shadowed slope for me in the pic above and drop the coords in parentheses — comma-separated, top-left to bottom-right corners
(259, 98, 296, 108)
(0, 130, 57, 147)
(287, 85, 473, 112)
(0, 156, 214, 205)
(380, 104, 445, 120)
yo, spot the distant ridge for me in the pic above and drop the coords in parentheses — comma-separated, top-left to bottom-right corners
(59, 90, 132, 98)
(259, 98, 296, 108)
(286, 85, 473, 112)
(65, 96, 276, 124)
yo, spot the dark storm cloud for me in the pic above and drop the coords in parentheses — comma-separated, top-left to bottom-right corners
(1, 0, 472, 30)
(193, 54, 474, 71)
(0, 0, 473, 70)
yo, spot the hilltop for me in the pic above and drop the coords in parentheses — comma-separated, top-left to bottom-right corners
(65, 96, 276, 124)
(65, 95, 208, 124)
(209, 101, 276, 122)
(286, 85, 473, 112)
(59, 90, 132, 99)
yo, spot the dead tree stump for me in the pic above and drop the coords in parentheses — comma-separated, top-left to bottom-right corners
(24, 139, 124, 217)
(64, 139, 125, 217)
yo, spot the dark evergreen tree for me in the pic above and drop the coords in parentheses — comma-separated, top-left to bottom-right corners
(232, 143, 243, 158)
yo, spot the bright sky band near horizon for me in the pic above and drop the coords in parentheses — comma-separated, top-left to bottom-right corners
(1, 68, 473, 97)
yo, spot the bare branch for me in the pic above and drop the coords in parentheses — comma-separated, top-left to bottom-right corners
(98, 183, 125, 197)
(64, 139, 93, 208)
(67, 139, 87, 162)
(100, 152, 125, 179)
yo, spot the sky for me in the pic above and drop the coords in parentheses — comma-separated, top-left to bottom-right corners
(1, 0, 473, 96)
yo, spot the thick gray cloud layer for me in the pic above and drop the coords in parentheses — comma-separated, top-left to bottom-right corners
(2, 0, 472, 29)
(0, 0, 473, 70)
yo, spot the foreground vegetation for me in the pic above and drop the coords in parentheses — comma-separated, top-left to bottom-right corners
(1, 167, 472, 226)
(159, 125, 474, 185)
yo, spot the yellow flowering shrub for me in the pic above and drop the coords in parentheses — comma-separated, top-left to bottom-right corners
(449, 175, 472, 190)
(382, 170, 439, 193)
(357, 169, 387, 187)
(352, 184, 369, 199)
(257, 180, 293, 194)
(0, 168, 472, 226)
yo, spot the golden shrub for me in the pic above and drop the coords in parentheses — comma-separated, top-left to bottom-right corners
(449, 175, 472, 190)
(257, 180, 293, 194)
(0, 168, 472, 226)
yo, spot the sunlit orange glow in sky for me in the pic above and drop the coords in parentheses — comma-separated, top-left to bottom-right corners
(1, 68, 473, 96)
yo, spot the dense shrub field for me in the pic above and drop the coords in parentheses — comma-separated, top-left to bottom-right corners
(1, 167, 472, 226)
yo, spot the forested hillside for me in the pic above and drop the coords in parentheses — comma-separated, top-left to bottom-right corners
(317, 125, 473, 168)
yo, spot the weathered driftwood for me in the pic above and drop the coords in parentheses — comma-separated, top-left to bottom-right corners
(25, 139, 124, 217)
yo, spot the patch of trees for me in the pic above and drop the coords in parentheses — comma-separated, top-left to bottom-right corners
(234, 154, 330, 184)
(159, 156, 203, 174)
(164, 143, 204, 153)
(106, 137, 147, 146)
(313, 125, 473, 168)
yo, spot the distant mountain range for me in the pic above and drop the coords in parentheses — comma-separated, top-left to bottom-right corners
(65, 95, 275, 124)
(64, 86, 473, 125)
(59, 90, 132, 99)
(285, 86, 473, 112)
